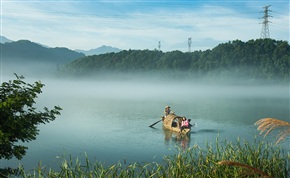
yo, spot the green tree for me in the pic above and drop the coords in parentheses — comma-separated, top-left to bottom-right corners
(60, 39, 289, 82)
(0, 74, 62, 160)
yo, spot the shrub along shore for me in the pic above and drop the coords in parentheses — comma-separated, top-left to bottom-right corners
(5, 138, 290, 178)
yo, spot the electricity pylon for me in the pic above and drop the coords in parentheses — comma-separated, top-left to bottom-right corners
(260, 5, 272, 39)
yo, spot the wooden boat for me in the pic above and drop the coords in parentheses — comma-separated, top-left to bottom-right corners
(161, 114, 191, 135)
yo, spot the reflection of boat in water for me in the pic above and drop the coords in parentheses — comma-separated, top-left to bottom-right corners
(163, 129, 190, 141)
(162, 114, 191, 135)
(163, 129, 191, 150)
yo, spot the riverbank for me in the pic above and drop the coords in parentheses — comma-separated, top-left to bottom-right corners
(4, 138, 289, 178)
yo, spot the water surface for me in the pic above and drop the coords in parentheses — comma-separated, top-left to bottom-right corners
(1, 79, 289, 170)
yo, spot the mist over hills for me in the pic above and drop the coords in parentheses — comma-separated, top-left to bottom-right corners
(1, 39, 85, 77)
(60, 38, 290, 83)
(0, 36, 122, 77)
(1, 36, 289, 83)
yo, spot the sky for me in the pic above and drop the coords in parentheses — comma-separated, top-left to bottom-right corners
(1, 0, 289, 52)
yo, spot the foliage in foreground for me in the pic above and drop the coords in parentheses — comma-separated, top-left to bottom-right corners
(255, 118, 290, 144)
(0, 74, 62, 160)
(9, 138, 290, 178)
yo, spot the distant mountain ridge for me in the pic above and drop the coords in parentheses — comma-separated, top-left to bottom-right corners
(0, 35, 121, 77)
(76, 45, 121, 56)
(0, 36, 13, 43)
(1, 39, 85, 76)
(1, 40, 85, 64)
(0, 36, 121, 56)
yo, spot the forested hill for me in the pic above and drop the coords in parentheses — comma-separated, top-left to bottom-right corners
(60, 39, 289, 81)
(1, 40, 85, 64)
(1, 40, 85, 77)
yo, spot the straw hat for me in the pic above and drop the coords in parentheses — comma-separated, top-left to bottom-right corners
(165, 106, 170, 108)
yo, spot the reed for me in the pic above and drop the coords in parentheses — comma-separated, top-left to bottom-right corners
(255, 118, 290, 144)
(13, 138, 289, 178)
(218, 161, 271, 178)
(217, 118, 290, 178)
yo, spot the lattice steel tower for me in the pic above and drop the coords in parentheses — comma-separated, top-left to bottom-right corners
(158, 41, 161, 51)
(260, 5, 272, 39)
(188, 37, 192, 52)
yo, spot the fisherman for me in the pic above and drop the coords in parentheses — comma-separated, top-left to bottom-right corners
(164, 106, 174, 117)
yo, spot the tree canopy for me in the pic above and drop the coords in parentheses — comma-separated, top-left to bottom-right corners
(60, 39, 290, 82)
(0, 74, 62, 160)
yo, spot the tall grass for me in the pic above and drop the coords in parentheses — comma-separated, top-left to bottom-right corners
(218, 117, 290, 178)
(255, 118, 290, 144)
(13, 138, 289, 178)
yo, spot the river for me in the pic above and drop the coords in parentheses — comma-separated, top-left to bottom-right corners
(1, 78, 289, 171)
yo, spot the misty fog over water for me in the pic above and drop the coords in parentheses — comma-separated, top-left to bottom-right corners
(1, 74, 289, 170)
